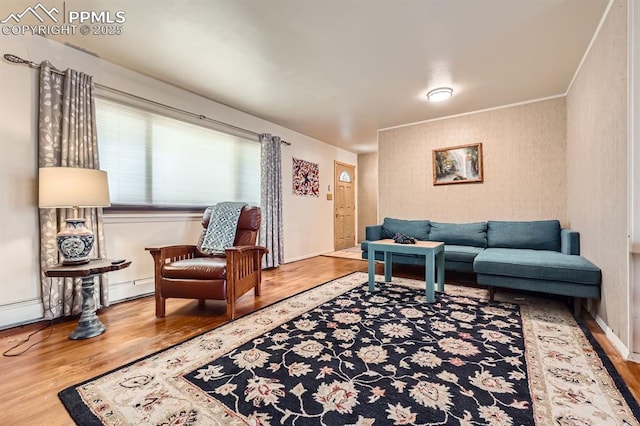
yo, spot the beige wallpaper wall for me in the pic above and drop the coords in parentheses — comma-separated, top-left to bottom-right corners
(378, 98, 568, 224)
(357, 152, 378, 242)
(566, 0, 628, 346)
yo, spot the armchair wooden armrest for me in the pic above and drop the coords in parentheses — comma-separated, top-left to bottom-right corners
(225, 245, 269, 319)
(145, 245, 198, 260)
(146, 245, 199, 316)
(225, 245, 269, 254)
(146, 245, 202, 270)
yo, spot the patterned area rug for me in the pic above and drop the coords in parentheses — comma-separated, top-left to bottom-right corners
(59, 272, 640, 425)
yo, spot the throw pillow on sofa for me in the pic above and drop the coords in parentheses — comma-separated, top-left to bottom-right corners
(428, 221, 487, 248)
(487, 220, 561, 251)
(380, 218, 430, 241)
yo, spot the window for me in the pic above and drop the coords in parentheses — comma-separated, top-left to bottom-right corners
(95, 97, 260, 208)
(339, 171, 352, 183)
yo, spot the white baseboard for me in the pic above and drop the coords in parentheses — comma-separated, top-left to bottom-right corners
(0, 278, 156, 331)
(109, 277, 155, 302)
(285, 251, 332, 263)
(627, 351, 640, 363)
(0, 298, 44, 330)
(594, 313, 632, 361)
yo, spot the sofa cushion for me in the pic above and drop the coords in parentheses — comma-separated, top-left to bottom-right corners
(476, 274, 600, 299)
(380, 218, 430, 240)
(487, 220, 561, 251)
(429, 222, 487, 248)
(444, 245, 484, 263)
(474, 248, 601, 285)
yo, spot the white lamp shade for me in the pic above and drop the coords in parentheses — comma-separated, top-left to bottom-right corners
(39, 167, 111, 208)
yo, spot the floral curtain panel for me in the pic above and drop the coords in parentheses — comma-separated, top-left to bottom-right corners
(38, 61, 108, 319)
(259, 133, 284, 268)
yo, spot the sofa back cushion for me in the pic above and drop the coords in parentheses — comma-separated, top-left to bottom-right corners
(428, 222, 487, 248)
(487, 220, 561, 251)
(381, 218, 430, 241)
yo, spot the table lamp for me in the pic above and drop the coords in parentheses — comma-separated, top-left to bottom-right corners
(39, 167, 111, 265)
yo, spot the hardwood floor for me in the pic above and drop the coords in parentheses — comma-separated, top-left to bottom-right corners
(0, 256, 638, 425)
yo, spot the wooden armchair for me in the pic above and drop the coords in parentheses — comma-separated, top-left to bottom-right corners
(146, 206, 268, 319)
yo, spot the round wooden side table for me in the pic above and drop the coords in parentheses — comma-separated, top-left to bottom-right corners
(45, 259, 131, 340)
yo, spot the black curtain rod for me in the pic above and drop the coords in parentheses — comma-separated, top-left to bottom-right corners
(3, 53, 291, 146)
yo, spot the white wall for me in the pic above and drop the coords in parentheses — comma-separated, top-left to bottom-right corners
(0, 35, 356, 329)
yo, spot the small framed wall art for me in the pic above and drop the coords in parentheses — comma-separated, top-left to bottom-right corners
(292, 157, 319, 196)
(432, 142, 483, 185)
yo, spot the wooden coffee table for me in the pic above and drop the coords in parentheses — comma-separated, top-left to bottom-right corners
(367, 239, 445, 302)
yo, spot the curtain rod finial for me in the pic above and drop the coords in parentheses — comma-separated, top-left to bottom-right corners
(3, 54, 29, 64)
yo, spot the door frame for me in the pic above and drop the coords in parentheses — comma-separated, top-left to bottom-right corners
(333, 160, 356, 250)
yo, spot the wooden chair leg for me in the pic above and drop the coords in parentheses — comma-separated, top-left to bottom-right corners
(198, 299, 206, 309)
(227, 298, 236, 320)
(254, 252, 262, 296)
(488, 286, 495, 301)
(155, 294, 166, 317)
(150, 251, 166, 318)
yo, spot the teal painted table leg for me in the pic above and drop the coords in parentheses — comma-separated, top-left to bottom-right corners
(384, 251, 392, 282)
(437, 249, 445, 292)
(368, 245, 376, 292)
(425, 251, 436, 303)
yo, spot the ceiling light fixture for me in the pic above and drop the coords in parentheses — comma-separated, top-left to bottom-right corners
(427, 87, 453, 102)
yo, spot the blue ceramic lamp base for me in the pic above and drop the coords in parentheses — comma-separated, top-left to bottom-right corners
(57, 217, 95, 265)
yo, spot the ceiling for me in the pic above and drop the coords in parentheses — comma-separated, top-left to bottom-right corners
(7, 0, 610, 152)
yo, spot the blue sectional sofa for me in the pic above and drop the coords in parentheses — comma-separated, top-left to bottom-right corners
(362, 218, 601, 312)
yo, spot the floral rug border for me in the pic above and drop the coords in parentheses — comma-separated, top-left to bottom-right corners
(59, 272, 640, 425)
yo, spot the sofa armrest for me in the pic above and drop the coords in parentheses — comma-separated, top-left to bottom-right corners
(365, 225, 383, 241)
(561, 229, 580, 255)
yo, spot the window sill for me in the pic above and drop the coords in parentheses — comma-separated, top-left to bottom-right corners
(104, 211, 202, 224)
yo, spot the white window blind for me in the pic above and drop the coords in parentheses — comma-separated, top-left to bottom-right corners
(95, 97, 260, 208)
